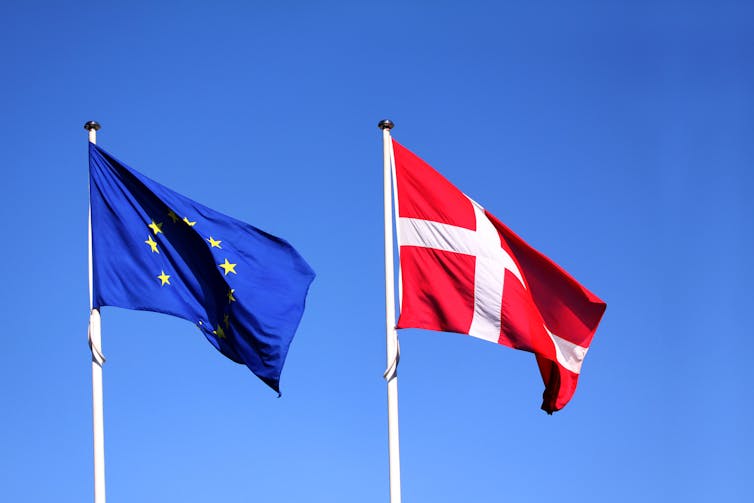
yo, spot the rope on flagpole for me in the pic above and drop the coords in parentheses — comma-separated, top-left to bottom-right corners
(382, 339, 400, 381)
(88, 321, 106, 366)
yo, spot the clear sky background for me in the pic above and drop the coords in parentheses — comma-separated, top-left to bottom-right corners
(1, 1, 752, 502)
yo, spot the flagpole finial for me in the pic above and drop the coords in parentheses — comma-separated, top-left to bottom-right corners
(378, 119, 394, 130)
(84, 121, 101, 132)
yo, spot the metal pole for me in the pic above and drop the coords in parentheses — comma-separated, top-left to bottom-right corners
(85, 120, 106, 503)
(378, 119, 401, 503)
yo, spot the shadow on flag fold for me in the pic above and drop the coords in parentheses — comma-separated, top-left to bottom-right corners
(89, 143, 315, 393)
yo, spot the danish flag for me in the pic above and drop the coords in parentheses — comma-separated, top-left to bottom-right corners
(393, 140, 606, 413)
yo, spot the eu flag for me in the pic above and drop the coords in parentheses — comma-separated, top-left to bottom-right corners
(89, 143, 315, 393)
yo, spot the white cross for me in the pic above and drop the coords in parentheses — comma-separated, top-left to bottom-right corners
(397, 195, 587, 374)
(399, 197, 524, 343)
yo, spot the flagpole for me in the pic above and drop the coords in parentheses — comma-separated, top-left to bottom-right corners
(85, 120, 107, 503)
(379, 119, 401, 503)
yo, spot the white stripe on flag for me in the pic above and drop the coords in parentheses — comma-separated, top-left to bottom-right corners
(398, 197, 524, 343)
(398, 202, 589, 373)
(545, 327, 589, 374)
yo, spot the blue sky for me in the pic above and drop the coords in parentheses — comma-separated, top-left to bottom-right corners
(2, 1, 753, 501)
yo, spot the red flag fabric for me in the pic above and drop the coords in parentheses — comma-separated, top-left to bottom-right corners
(393, 140, 606, 413)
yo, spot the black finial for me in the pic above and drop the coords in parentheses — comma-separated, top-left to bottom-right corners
(378, 119, 394, 130)
(84, 121, 101, 131)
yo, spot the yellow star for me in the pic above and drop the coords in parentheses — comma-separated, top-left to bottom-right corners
(223, 313, 230, 328)
(167, 210, 180, 223)
(227, 288, 236, 303)
(157, 270, 171, 286)
(144, 235, 159, 254)
(213, 325, 226, 339)
(207, 236, 222, 249)
(218, 258, 237, 275)
(183, 217, 197, 227)
(148, 220, 163, 235)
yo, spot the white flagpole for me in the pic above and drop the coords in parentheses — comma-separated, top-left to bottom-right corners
(85, 120, 107, 503)
(379, 119, 401, 503)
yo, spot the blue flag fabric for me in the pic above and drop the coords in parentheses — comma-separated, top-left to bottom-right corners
(89, 143, 315, 393)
